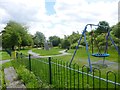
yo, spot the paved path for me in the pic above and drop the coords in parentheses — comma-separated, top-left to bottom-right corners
(0, 59, 12, 64)
(28, 50, 71, 58)
(4, 67, 26, 88)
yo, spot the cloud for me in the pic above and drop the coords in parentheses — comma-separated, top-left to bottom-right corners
(0, 0, 45, 24)
(0, 0, 119, 39)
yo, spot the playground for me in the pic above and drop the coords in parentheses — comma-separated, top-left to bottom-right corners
(1, 23, 119, 72)
(1, 23, 120, 89)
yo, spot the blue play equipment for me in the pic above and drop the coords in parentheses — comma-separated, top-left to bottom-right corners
(92, 53, 110, 57)
(69, 24, 120, 72)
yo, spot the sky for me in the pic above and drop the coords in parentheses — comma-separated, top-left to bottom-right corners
(0, 0, 119, 39)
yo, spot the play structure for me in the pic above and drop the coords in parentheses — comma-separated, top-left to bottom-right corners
(69, 24, 120, 72)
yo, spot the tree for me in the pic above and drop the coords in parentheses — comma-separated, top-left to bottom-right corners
(49, 36, 61, 47)
(111, 22, 120, 39)
(2, 21, 33, 50)
(61, 38, 70, 49)
(61, 35, 71, 49)
(0, 35, 2, 48)
(21, 34, 34, 47)
(68, 31, 80, 44)
(33, 31, 45, 47)
(95, 21, 110, 34)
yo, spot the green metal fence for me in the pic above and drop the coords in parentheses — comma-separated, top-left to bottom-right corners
(16, 53, 120, 89)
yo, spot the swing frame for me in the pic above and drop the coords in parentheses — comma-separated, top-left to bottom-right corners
(69, 24, 120, 72)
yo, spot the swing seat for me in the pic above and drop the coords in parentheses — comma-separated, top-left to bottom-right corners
(92, 53, 110, 57)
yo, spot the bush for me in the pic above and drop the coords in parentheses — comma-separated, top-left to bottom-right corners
(61, 39, 70, 49)
(1, 69, 6, 90)
(71, 43, 77, 49)
(16, 65, 40, 88)
(71, 43, 84, 49)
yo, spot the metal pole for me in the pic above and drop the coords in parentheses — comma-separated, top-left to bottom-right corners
(48, 57, 52, 84)
(109, 35, 120, 55)
(29, 54, 31, 71)
(84, 33, 92, 72)
(69, 27, 87, 67)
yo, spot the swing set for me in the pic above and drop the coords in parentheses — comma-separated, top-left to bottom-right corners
(69, 24, 120, 72)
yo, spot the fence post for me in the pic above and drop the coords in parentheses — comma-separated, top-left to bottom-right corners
(29, 54, 31, 71)
(20, 53, 23, 59)
(48, 57, 52, 84)
(16, 52, 18, 59)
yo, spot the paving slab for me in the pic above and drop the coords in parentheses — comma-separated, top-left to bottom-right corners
(4, 67, 26, 89)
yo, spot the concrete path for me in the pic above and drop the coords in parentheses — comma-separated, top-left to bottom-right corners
(28, 50, 40, 58)
(0, 60, 12, 64)
(4, 67, 26, 89)
(28, 50, 71, 58)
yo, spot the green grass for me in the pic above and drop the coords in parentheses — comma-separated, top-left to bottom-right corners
(54, 47, 118, 65)
(1, 69, 6, 90)
(31, 47, 118, 76)
(23, 57, 119, 88)
(1, 47, 118, 88)
(0, 66, 1, 89)
(53, 48, 118, 78)
(0, 51, 11, 60)
(32, 47, 118, 64)
(17, 49, 30, 56)
(15, 46, 119, 88)
(32, 47, 63, 56)
(0, 49, 30, 60)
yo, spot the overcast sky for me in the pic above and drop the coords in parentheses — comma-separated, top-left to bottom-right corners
(0, 0, 119, 39)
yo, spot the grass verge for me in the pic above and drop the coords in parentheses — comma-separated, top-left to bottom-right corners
(0, 51, 11, 60)
(32, 47, 63, 56)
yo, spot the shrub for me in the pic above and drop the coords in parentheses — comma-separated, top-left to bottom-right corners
(71, 43, 84, 49)
(61, 39, 70, 49)
(1, 69, 6, 90)
(16, 65, 40, 88)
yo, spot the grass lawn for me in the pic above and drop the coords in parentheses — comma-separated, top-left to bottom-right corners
(31, 47, 118, 77)
(0, 49, 30, 60)
(52, 47, 119, 80)
(0, 51, 11, 60)
(54, 47, 118, 64)
(17, 49, 30, 56)
(29, 57, 119, 88)
(32, 47, 64, 56)
(1, 47, 118, 88)
(31, 47, 118, 74)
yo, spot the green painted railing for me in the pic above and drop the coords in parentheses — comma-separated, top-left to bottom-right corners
(16, 53, 120, 89)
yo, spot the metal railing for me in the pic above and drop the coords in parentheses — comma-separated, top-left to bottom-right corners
(16, 53, 120, 89)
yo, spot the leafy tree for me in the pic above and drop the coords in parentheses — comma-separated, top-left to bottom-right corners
(88, 21, 111, 50)
(33, 31, 45, 47)
(49, 36, 61, 47)
(0, 35, 2, 48)
(2, 21, 33, 50)
(68, 31, 80, 44)
(111, 22, 120, 39)
(61, 39, 70, 49)
(21, 34, 34, 47)
(95, 21, 110, 34)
